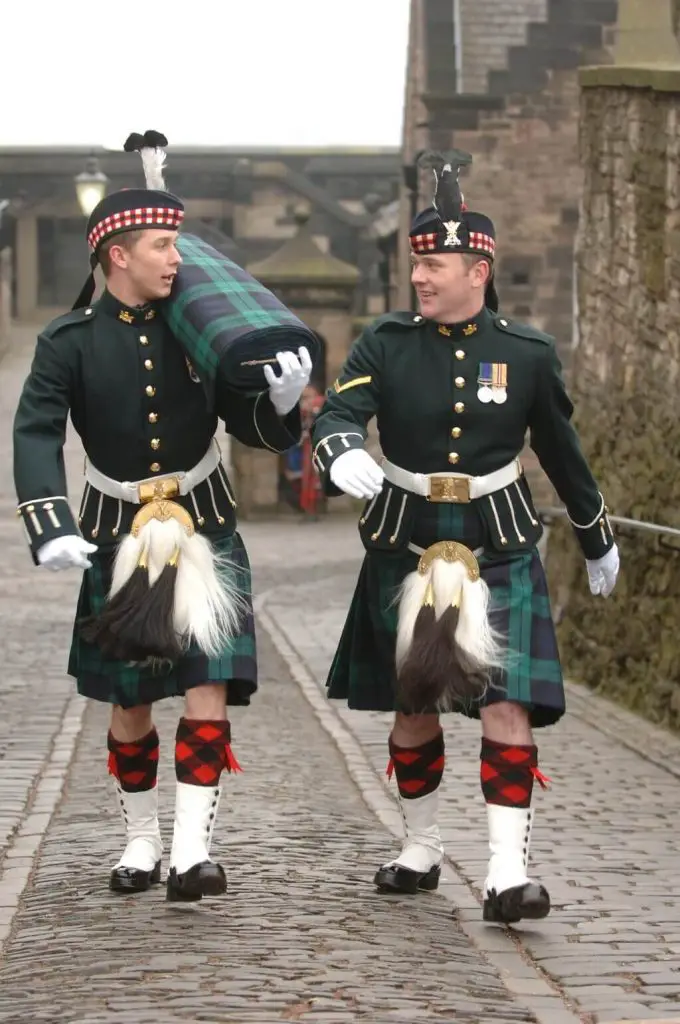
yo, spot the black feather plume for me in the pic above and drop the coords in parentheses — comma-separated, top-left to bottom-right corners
(123, 132, 145, 153)
(143, 130, 168, 148)
(123, 130, 168, 153)
(417, 149, 473, 222)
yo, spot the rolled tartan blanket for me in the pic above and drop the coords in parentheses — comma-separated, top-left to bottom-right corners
(161, 233, 320, 405)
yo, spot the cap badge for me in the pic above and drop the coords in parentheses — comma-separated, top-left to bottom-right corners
(443, 220, 462, 247)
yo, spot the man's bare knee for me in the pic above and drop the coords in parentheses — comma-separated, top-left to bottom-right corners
(392, 711, 440, 747)
(184, 683, 227, 721)
(480, 701, 532, 744)
(110, 704, 153, 742)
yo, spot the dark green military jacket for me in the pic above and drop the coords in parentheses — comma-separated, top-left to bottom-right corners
(311, 306, 613, 561)
(13, 289, 301, 563)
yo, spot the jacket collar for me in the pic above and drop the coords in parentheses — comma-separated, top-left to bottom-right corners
(434, 304, 492, 340)
(98, 289, 159, 326)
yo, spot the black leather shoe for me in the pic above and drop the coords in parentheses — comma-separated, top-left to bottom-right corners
(374, 863, 441, 894)
(483, 882, 550, 924)
(166, 860, 227, 902)
(109, 860, 161, 893)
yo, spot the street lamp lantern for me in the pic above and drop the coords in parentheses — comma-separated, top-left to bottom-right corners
(74, 157, 109, 217)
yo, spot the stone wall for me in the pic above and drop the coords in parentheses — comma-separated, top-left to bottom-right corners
(545, 79, 680, 732)
(400, 0, 619, 507)
(404, 0, 618, 345)
(459, 0, 547, 94)
(449, 67, 585, 508)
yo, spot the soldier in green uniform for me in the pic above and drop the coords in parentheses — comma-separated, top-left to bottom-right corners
(13, 136, 311, 902)
(311, 153, 619, 924)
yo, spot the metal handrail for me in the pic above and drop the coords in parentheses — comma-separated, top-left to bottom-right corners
(538, 506, 680, 539)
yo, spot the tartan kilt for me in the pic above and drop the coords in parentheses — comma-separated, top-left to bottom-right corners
(68, 532, 257, 709)
(163, 233, 319, 405)
(327, 546, 565, 728)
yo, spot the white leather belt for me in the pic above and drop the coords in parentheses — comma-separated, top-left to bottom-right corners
(382, 456, 521, 504)
(85, 439, 221, 505)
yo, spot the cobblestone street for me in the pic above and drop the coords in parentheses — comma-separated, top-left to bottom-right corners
(0, 630, 538, 1024)
(256, 523, 680, 1024)
(1, 329, 680, 1023)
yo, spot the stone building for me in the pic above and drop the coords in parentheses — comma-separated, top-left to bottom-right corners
(400, 0, 619, 503)
(238, 209, 361, 516)
(0, 146, 400, 326)
(0, 145, 400, 511)
(544, 0, 680, 732)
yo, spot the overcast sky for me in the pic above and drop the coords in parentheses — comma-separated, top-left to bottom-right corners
(1, 0, 411, 148)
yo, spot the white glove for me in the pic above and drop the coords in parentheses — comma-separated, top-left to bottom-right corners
(330, 449, 385, 501)
(263, 346, 313, 417)
(37, 535, 98, 571)
(586, 544, 619, 598)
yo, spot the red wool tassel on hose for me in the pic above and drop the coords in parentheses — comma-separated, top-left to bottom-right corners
(224, 744, 243, 773)
(531, 766, 552, 790)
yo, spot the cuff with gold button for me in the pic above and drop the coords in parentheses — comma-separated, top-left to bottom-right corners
(16, 496, 80, 564)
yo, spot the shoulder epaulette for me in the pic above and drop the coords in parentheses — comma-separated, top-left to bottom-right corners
(373, 310, 427, 333)
(42, 305, 97, 339)
(493, 314, 554, 346)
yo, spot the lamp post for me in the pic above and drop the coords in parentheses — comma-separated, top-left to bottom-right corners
(74, 157, 109, 217)
(361, 191, 388, 313)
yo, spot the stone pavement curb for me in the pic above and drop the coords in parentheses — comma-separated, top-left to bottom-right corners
(562, 681, 680, 780)
(0, 629, 545, 1024)
(0, 327, 90, 961)
(0, 693, 87, 954)
(257, 552, 680, 1022)
(256, 596, 584, 1024)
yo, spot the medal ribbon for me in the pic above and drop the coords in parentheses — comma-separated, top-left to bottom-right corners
(492, 363, 507, 389)
(478, 361, 493, 385)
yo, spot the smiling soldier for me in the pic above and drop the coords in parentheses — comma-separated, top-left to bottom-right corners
(13, 132, 313, 903)
(311, 151, 620, 925)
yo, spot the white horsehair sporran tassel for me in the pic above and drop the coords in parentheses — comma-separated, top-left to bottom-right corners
(81, 487, 247, 664)
(395, 541, 505, 713)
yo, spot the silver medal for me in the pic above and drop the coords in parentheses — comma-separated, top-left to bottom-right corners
(492, 388, 507, 405)
(477, 385, 493, 404)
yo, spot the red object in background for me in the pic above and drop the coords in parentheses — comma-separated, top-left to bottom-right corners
(299, 388, 324, 515)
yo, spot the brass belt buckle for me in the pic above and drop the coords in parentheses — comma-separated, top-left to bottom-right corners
(138, 476, 181, 504)
(427, 475, 471, 504)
